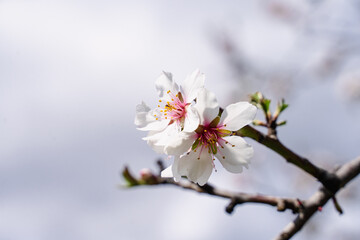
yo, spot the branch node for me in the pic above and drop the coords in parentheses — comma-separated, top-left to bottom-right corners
(225, 198, 238, 214)
(277, 200, 286, 212)
(332, 196, 344, 215)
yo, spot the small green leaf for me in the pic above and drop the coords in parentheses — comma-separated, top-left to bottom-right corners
(209, 116, 220, 128)
(277, 120, 287, 126)
(122, 166, 139, 187)
(262, 99, 271, 113)
(192, 138, 201, 150)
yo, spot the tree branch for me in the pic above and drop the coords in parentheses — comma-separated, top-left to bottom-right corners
(236, 125, 341, 192)
(158, 179, 302, 214)
(274, 156, 360, 240)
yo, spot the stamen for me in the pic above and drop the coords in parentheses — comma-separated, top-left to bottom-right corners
(167, 90, 171, 94)
(232, 145, 235, 147)
(159, 100, 162, 102)
(222, 156, 225, 159)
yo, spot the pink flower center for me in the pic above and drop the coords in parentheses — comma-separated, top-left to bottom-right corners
(154, 90, 188, 125)
(191, 121, 233, 161)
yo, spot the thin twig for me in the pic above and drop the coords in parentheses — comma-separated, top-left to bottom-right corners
(158, 178, 301, 214)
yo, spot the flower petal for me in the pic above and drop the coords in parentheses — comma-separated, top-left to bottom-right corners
(137, 117, 170, 131)
(142, 130, 166, 154)
(219, 102, 257, 131)
(181, 69, 205, 102)
(161, 165, 174, 178)
(183, 105, 200, 132)
(134, 101, 151, 128)
(155, 71, 179, 100)
(173, 150, 213, 186)
(195, 88, 219, 125)
(135, 102, 170, 131)
(159, 126, 197, 156)
(216, 136, 253, 173)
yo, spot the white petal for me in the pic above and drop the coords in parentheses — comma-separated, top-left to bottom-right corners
(134, 101, 152, 128)
(195, 88, 219, 125)
(181, 69, 205, 102)
(183, 105, 200, 132)
(216, 136, 253, 173)
(161, 165, 173, 178)
(135, 102, 170, 131)
(174, 150, 213, 186)
(153, 124, 196, 156)
(142, 130, 167, 154)
(163, 131, 197, 156)
(171, 158, 182, 182)
(155, 71, 179, 99)
(219, 102, 257, 131)
(137, 117, 170, 131)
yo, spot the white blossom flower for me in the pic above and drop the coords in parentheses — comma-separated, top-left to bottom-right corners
(135, 70, 205, 153)
(161, 88, 257, 186)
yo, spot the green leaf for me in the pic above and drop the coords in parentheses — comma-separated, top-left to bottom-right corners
(122, 166, 139, 187)
(192, 138, 201, 150)
(277, 120, 287, 126)
(209, 116, 220, 128)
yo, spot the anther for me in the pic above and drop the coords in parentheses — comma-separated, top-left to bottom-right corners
(159, 100, 162, 102)
(232, 145, 235, 147)
(197, 157, 200, 160)
(222, 156, 225, 159)
(167, 90, 171, 94)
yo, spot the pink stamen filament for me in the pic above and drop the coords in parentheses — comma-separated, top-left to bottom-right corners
(155, 90, 188, 124)
(192, 124, 232, 167)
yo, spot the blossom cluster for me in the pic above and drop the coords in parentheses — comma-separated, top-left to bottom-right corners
(135, 70, 257, 186)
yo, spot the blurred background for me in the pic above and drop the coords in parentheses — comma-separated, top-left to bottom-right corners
(1, 0, 360, 239)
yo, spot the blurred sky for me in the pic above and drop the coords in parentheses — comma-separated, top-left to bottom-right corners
(1, 0, 360, 240)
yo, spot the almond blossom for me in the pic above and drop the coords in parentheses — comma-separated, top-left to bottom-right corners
(161, 88, 257, 186)
(135, 70, 205, 153)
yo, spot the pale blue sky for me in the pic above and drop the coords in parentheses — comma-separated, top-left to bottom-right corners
(0, 1, 360, 239)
